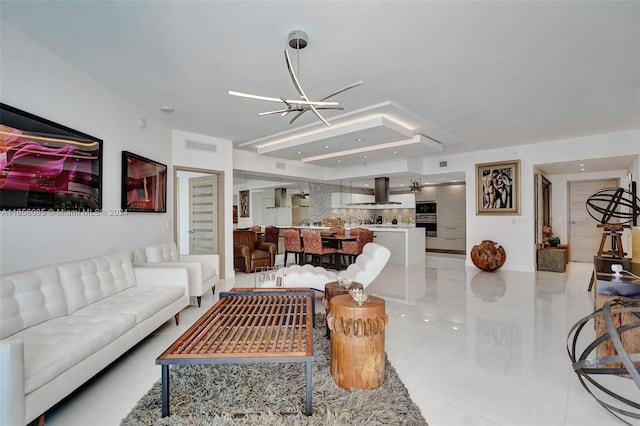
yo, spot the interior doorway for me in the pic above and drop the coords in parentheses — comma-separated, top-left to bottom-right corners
(568, 178, 619, 262)
(174, 166, 225, 275)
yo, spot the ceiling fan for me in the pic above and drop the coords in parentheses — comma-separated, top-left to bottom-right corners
(228, 30, 363, 127)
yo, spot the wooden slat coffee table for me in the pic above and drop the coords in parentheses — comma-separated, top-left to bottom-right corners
(156, 290, 315, 417)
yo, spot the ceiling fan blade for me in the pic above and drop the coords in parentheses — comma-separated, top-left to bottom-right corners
(313, 106, 344, 111)
(309, 105, 330, 127)
(285, 49, 309, 101)
(229, 91, 285, 104)
(289, 110, 306, 124)
(318, 81, 364, 101)
(257, 109, 290, 116)
(230, 90, 337, 107)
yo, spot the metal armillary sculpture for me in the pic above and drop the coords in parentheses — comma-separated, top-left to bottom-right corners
(567, 300, 640, 424)
(586, 187, 640, 225)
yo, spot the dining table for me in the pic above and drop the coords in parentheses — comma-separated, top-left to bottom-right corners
(320, 234, 357, 269)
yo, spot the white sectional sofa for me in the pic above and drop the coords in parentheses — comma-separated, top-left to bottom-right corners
(133, 242, 219, 307)
(0, 250, 190, 426)
(269, 242, 391, 292)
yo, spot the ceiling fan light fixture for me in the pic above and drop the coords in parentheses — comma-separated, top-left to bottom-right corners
(288, 30, 308, 49)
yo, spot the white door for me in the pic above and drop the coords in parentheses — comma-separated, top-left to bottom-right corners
(189, 175, 218, 254)
(568, 179, 618, 262)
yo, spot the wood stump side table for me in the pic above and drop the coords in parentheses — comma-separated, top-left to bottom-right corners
(323, 281, 364, 310)
(326, 294, 388, 390)
(323, 281, 364, 338)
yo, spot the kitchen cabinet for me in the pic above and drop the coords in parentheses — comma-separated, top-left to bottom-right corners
(415, 186, 436, 202)
(425, 184, 466, 253)
(436, 184, 465, 226)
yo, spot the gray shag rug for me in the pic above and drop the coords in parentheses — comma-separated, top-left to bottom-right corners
(121, 314, 428, 426)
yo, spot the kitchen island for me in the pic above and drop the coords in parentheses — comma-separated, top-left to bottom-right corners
(289, 225, 425, 266)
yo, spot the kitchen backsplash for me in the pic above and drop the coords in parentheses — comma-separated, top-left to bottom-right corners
(309, 182, 415, 224)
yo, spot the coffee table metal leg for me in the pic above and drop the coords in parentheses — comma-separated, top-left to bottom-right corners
(305, 359, 313, 415)
(161, 365, 170, 417)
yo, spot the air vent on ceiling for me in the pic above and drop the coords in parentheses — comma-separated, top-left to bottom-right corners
(439, 161, 448, 168)
(276, 162, 286, 169)
(185, 140, 217, 152)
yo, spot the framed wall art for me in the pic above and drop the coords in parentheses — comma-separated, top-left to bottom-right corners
(0, 103, 103, 211)
(476, 159, 520, 215)
(121, 151, 167, 212)
(239, 190, 250, 217)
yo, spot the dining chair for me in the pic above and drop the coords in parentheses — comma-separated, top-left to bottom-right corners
(329, 226, 345, 236)
(339, 229, 374, 265)
(303, 230, 338, 268)
(263, 225, 280, 252)
(283, 227, 304, 266)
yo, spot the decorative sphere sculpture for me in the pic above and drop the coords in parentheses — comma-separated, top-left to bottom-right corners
(586, 187, 640, 225)
(470, 240, 506, 271)
(567, 299, 640, 423)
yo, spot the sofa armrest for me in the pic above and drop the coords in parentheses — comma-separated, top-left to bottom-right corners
(258, 242, 277, 256)
(133, 266, 189, 292)
(234, 245, 250, 257)
(0, 339, 25, 426)
(180, 254, 219, 275)
(135, 262, 203, 286)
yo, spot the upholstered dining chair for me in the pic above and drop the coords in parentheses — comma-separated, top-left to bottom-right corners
(329, 226, 345, 236)
(263, 226, 280, 252)
(303, 230, 338, 267)
(283, 227, 304, 266)
(339, 228, 374, 265)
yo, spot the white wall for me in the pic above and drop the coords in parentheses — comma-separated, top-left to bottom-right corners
(0, 23, 174, 274)
(421, 130, 639, 272)
(172, 130, 234, 278)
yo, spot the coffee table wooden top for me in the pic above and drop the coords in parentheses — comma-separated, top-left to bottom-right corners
(157, 291, 314, 362)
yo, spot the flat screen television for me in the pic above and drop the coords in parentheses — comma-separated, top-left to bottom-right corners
(0, 103, 103, 210)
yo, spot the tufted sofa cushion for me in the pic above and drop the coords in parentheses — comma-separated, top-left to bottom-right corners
(145, 243, 179, 262)
(13, 313, 135, 394)
(56, 251, 137, 315)
(0, 267, 66, 339)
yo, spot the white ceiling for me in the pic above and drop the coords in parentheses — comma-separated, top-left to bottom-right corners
(2, 1, 639, 189)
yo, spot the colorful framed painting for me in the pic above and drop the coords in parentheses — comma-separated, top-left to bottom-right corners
(0, 103, 103, 211)
(476, 160, 520, 215)
(121, 151, 167, 212)
(239, 190, 250, 217)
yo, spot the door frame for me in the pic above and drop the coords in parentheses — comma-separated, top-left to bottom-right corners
(173, 166, 226, 277)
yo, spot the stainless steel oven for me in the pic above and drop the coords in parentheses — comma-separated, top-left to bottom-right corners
(416, 213, 437, 237)
(416, 202, 437, 214)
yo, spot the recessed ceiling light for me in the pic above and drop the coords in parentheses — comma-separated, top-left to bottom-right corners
(355, 138, 364, 142)
(160, 106, 174, 113)
(364, 155, 368, 159)
(297, 151, 302, 155)
(325, 145, 329, 149)
(364, 184, 369, 187)
(400, 184, 405, 186)
(337, 159, 341, 163)
(581, 168, 585, 171)
(580, 163, 584, 167)
(393, 150, 397, 154)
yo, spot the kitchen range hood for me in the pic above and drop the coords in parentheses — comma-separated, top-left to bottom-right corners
(346, 177, 401, 205)
(266, 187, 289, 208)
